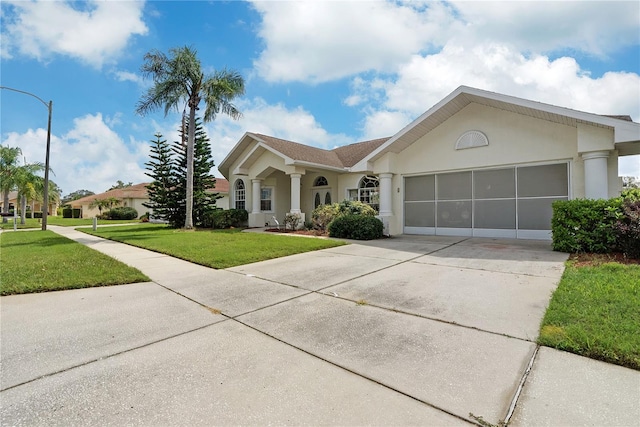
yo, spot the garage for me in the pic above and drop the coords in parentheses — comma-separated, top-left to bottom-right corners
(403, 163, 569, 239)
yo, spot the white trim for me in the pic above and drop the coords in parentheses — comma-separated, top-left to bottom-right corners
(403, 226, 435, 235)
(436, 227, 473, 237)
(517, 229, 552, 240)
(473, 228, 517, 239)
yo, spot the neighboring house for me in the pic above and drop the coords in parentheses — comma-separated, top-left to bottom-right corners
(0, 191, 59, 216)
(219, 86, 640, 239)
(70, 180, 230, 218)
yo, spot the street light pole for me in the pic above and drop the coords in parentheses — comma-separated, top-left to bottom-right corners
(0, 86, 52, 230)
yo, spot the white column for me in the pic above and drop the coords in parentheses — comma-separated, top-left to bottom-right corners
(251, 179, 262, 214)
(582, 151, 610, 199)
(378, 173, 393, 216)
(289, 173, 302, 214)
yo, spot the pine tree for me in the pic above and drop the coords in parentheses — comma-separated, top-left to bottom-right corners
(169, 117, 219, 227)
(143, 133, 180, 223)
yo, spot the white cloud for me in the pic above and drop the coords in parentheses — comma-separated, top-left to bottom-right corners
(450, 1, 640, 56)
(251, 1, 458, 83)
(363, 42, 640, 121)
(1, 0, 148, 68)
(113, 70, 147, 87)
(251, 1, 639, 84)
(2, 113, 149, 196)
(619, 156, 640, 179)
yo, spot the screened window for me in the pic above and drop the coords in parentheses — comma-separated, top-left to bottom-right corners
(234, 179, 245, 210)
(260, 188, 273, 211)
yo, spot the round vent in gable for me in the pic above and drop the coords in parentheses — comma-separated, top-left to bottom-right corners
(455, 131, 489, 150)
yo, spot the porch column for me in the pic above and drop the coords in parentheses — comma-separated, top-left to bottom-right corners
(251, 179, 262, 214)
(582, 151, 609, 199)
(289, 173, 302, 214)
(378, 173, 393, 216)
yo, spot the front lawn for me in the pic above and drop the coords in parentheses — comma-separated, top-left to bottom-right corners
(0, 231, 149, 295)
(83, 225, 346, 269)
(539, 257, 640, 370)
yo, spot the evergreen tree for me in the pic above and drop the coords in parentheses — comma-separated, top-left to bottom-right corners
(143, 133, 180, 223)
(171, 117, 219, 227)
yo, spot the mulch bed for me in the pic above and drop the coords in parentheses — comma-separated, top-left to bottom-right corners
(569, 252, 640, 267)
(265, 228, 328, 237)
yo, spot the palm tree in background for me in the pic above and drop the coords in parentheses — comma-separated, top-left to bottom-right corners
(136, 46, 245, 229)
(1, 146, 22, 222)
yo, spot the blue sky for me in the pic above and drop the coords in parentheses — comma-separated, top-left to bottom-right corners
(1, 0, 639, 196)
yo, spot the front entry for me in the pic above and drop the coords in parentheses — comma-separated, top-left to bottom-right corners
(312, 189, 332, 209)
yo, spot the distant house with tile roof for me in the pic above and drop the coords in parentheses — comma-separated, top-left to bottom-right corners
(70, 179, 230, 218)
(219, 85, 640, 239)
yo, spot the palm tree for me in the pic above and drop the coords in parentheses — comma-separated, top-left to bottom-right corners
(136, 46, 245, 229)
(1, 146, 23, 222)
(14, 162, 46, 224)
(32, 178, 61, 219)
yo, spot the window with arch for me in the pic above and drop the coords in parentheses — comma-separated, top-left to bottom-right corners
(234, 179, 246, 210)
(348, 175, 379, 212)
(313, 176, 328, 186)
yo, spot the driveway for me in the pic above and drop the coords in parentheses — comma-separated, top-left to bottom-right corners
(1, 231, 638, 426)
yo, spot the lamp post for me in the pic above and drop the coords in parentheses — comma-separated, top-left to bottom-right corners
(1, 86, 52, 231)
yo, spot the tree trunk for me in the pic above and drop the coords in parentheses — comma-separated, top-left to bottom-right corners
(184, 100, 197, 229)
(20, 194, 27, 224)
(2, 191, 8, 223)
(30, 200, 35, 219)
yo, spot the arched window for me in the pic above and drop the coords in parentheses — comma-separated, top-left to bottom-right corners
(234, 179, 245, 210)
(359, 175, 379, 211)
(324, 192, 331, 205)
(313, 176, 328, 186)
(314, 193, 321, 209)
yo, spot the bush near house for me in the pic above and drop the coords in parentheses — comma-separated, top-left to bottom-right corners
(102, 207, 139, 220)
(311, 200, 376, 231)
(202, 208, 248, 229)
(62, 208, 82, 218)
(552, 189, 640, 258)
(328, 215, 384, 240)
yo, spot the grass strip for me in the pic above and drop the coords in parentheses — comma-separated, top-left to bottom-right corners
(83, 225, 345, 269)
(539, 261, 640, 370)
(0, 231, 149, 295)
(0, 217, 142, 230)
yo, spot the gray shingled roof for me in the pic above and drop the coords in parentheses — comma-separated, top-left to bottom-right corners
(253, 133, 389, 169)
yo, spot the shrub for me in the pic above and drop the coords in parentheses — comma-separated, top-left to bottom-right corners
(328, 215, 383, 240)
(103, 207, 138, 220)
(551, 199, 622, 253)
(33, 211, 43, 219)
(140, 212, 150, 223)
(202, 209, 248, 229)
(311, 203, 340, 230)
(311, 200, 376, 231)
(614, 200, 640, 259)
(284, 213, 301, 230)
(621, 188, 640, 202)
(62, 208, 72, 218)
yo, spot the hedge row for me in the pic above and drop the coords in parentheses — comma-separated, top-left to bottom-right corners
(202, 209, 248, 229)
(552, 189, 640, 258)
(62, 208, 82, 218)
(100, 207, 139, 220)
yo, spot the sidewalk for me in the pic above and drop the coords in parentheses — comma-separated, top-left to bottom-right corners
(1, 226, 638, 426)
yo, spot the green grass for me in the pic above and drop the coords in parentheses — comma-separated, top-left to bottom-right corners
(0, 231, 149, 295)
(0, 217, 141, 230)
(83, 224, 346, 269)
(539, 261, 640, 370)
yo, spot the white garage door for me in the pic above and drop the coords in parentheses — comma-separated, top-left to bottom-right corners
(403, 163, 568, 239)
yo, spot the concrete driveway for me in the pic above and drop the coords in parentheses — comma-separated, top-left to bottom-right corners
(1, 230, 639, 426)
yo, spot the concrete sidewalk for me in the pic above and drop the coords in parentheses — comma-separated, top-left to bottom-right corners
(1, 226, 638, 426)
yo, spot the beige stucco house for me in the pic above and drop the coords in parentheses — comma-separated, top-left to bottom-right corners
(0, 191, 59, 217)
(71, 179, 230, 218)
(219, 86, 640, 240)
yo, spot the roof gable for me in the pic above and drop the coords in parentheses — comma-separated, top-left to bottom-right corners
(362, 86, 640, 164)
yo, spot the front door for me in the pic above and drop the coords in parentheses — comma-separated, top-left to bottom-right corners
(312, 189, 332, 209)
